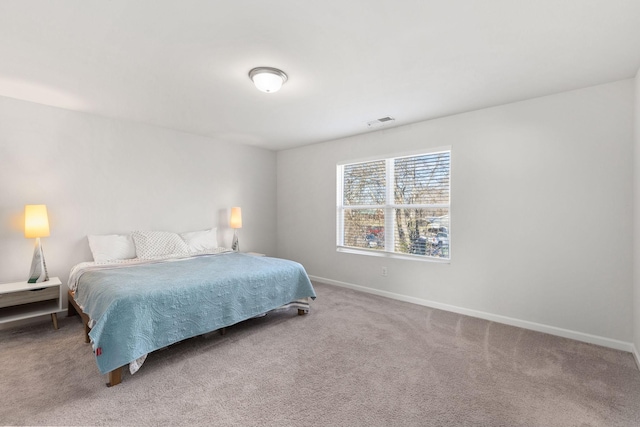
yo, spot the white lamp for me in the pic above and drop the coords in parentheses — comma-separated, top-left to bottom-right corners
(230, 207, 242, 252)
(25, 204, 50, 283)
(249, 67, 288, 93)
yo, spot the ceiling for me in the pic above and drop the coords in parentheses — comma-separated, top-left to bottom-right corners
(1, 1, 639, 151)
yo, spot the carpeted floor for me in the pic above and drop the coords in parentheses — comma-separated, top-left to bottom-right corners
(1, 281, 639, 426)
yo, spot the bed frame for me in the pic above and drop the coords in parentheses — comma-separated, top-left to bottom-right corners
(67, 290, 307, 387)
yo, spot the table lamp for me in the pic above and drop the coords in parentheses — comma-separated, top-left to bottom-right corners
(25, 204, 50, 283)
(230, 207, 242, 252)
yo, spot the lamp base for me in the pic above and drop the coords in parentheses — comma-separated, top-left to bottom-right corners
(231, 230, 239, 252)
(28, 237, 49, 283)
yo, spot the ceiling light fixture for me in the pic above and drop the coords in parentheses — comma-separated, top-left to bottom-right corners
(249, 67, 288, 93)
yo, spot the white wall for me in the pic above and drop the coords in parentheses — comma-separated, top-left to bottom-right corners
(278, 79, 634, 347)
(0, 96, 277, 288)
(634, 69, 640, 364)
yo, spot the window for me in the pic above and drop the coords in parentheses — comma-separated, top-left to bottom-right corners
(337, 149, 450, 260)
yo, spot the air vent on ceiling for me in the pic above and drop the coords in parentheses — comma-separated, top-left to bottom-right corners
(367, 116, 395, 128)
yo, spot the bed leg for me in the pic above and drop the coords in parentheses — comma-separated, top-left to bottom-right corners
(298, 309, 308, 316)
(219, 327, 226, 336)
(107, 367, 123, 387)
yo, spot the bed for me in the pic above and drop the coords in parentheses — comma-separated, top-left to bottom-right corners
(67, 249, 316, 387)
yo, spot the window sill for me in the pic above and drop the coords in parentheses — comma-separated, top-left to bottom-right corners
(336, 246, 450, 264)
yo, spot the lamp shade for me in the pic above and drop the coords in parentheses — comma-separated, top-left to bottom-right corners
(230, 207, 242, 229)
(24, 205, 50, 238)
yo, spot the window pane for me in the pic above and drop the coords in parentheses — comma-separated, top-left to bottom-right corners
(338, 149, 451, 260)
(394, 208, 449, 258)
(343, 160, 386, 205)
(394, 153, 450, 205)
(343, 209, 385, 250)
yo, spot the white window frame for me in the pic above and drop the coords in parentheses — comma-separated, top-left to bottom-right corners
(336, 147, 451, 263)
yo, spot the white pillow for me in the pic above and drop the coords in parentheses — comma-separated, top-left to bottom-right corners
(180, 228, 218, 252)
(131, 231, 189, 259)
(87, 234, 137, 263)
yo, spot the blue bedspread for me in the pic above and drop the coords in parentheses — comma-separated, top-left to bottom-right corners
(74, 253, 316, 375)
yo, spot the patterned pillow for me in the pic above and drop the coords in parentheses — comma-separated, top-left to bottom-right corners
(131, 231, 189, 259)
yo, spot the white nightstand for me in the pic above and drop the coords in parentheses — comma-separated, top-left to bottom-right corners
(0, 277, 63, 329)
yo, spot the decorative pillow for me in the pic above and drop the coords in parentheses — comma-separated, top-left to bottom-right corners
(131, 231, 189, 259)
(180, 228, 218, 252)
(87, 234, 137, 263)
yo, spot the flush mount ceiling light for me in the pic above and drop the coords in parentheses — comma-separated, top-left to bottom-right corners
(249, 67, 288, 93)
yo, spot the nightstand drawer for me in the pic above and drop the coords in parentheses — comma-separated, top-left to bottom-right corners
(0, 286, 58, 308)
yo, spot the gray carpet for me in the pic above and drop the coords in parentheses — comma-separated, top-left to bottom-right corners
(1, 281, 639, 426)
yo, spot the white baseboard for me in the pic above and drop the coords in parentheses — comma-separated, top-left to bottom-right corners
(633, 345, 640, 371)
(310, 275, 635, 354)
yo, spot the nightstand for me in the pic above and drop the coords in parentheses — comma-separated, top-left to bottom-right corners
(0, 277, 63, 329)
